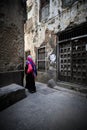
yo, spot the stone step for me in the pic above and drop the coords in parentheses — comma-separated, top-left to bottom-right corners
(57, 81, 87, 94)
(0, 84, 26, 111)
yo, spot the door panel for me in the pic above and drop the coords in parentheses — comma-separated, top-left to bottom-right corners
(59, 37, 87, 85)
(72, 37, 87, 84)
(59, 41, 71, 81)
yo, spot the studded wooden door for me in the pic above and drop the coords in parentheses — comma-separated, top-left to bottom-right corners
(59, 41, 72, 82)
(58, 22, 87, 85)
(58, 37, 87, 85)
(72, 37, 87, 84)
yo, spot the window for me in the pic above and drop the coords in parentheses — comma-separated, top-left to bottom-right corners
(59, 22, 87, 41)
(41, 4, 49, 20)
(37, 47, 46, 70)
(62, 0, 78, 7)
(40, 0, 49, 21)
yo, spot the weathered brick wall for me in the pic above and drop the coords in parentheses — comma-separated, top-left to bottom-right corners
(0, 0, 26, 87)
(0, 0, 26, 72)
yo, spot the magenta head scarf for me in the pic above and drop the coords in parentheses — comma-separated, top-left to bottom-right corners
(26, 55, 35, 65)
(26, 55, 37, 77)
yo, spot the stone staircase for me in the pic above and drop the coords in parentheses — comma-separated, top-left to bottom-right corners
(0, 84, 26, 111)
(57, 81, 87, 94)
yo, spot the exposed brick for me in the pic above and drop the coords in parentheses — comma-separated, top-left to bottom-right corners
(0, 0, 26, 72)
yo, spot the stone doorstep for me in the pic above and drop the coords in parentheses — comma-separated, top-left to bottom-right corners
(56, 81, 87, 94)
(0, 84, 26, 111)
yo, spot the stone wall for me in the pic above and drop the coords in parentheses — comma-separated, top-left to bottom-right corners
(0, 70, 24, 87)
(0, 0, 26, 72)
(0, 0, 26, 86)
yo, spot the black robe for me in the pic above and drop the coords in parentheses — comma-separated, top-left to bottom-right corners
(25, 64, 36, 92)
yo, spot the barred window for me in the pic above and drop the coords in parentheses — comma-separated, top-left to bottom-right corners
(40, 0, 49, 21)
(41, 4, 49, 20)
(62, 0, 78, 7)
(37, 47, 45, 70)
(59, 22, 87, 41)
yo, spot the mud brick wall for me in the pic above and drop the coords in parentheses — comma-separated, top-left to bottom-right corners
(0, 0, 26, 87)
(0, 0, 26, 72)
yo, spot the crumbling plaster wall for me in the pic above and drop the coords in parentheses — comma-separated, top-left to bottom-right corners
(25, 0, 43, 60)
(25, 0, 87, 82)
(25, 0, 87, 59)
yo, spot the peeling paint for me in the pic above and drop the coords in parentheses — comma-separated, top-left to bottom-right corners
(24, 0, 87, 81)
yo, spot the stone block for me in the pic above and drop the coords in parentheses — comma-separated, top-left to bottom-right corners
(47, 79, 56, 88)
(0, 84, 26, 111)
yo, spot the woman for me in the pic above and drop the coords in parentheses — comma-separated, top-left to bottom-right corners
(25, 55, 37, 93)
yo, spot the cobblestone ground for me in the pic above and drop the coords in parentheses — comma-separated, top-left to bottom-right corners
(0, 82, 87, 130)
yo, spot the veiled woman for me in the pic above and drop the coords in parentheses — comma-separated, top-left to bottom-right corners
(25, 54, 37, 93)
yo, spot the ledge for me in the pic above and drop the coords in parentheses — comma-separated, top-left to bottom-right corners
(0, 84, 26, 111)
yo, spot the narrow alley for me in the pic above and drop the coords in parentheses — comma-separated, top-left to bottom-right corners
(0, 82, 87, 130)
(0, 1, 87, 130)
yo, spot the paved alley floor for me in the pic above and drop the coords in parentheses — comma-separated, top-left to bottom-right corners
(0, 82, 87, 130)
